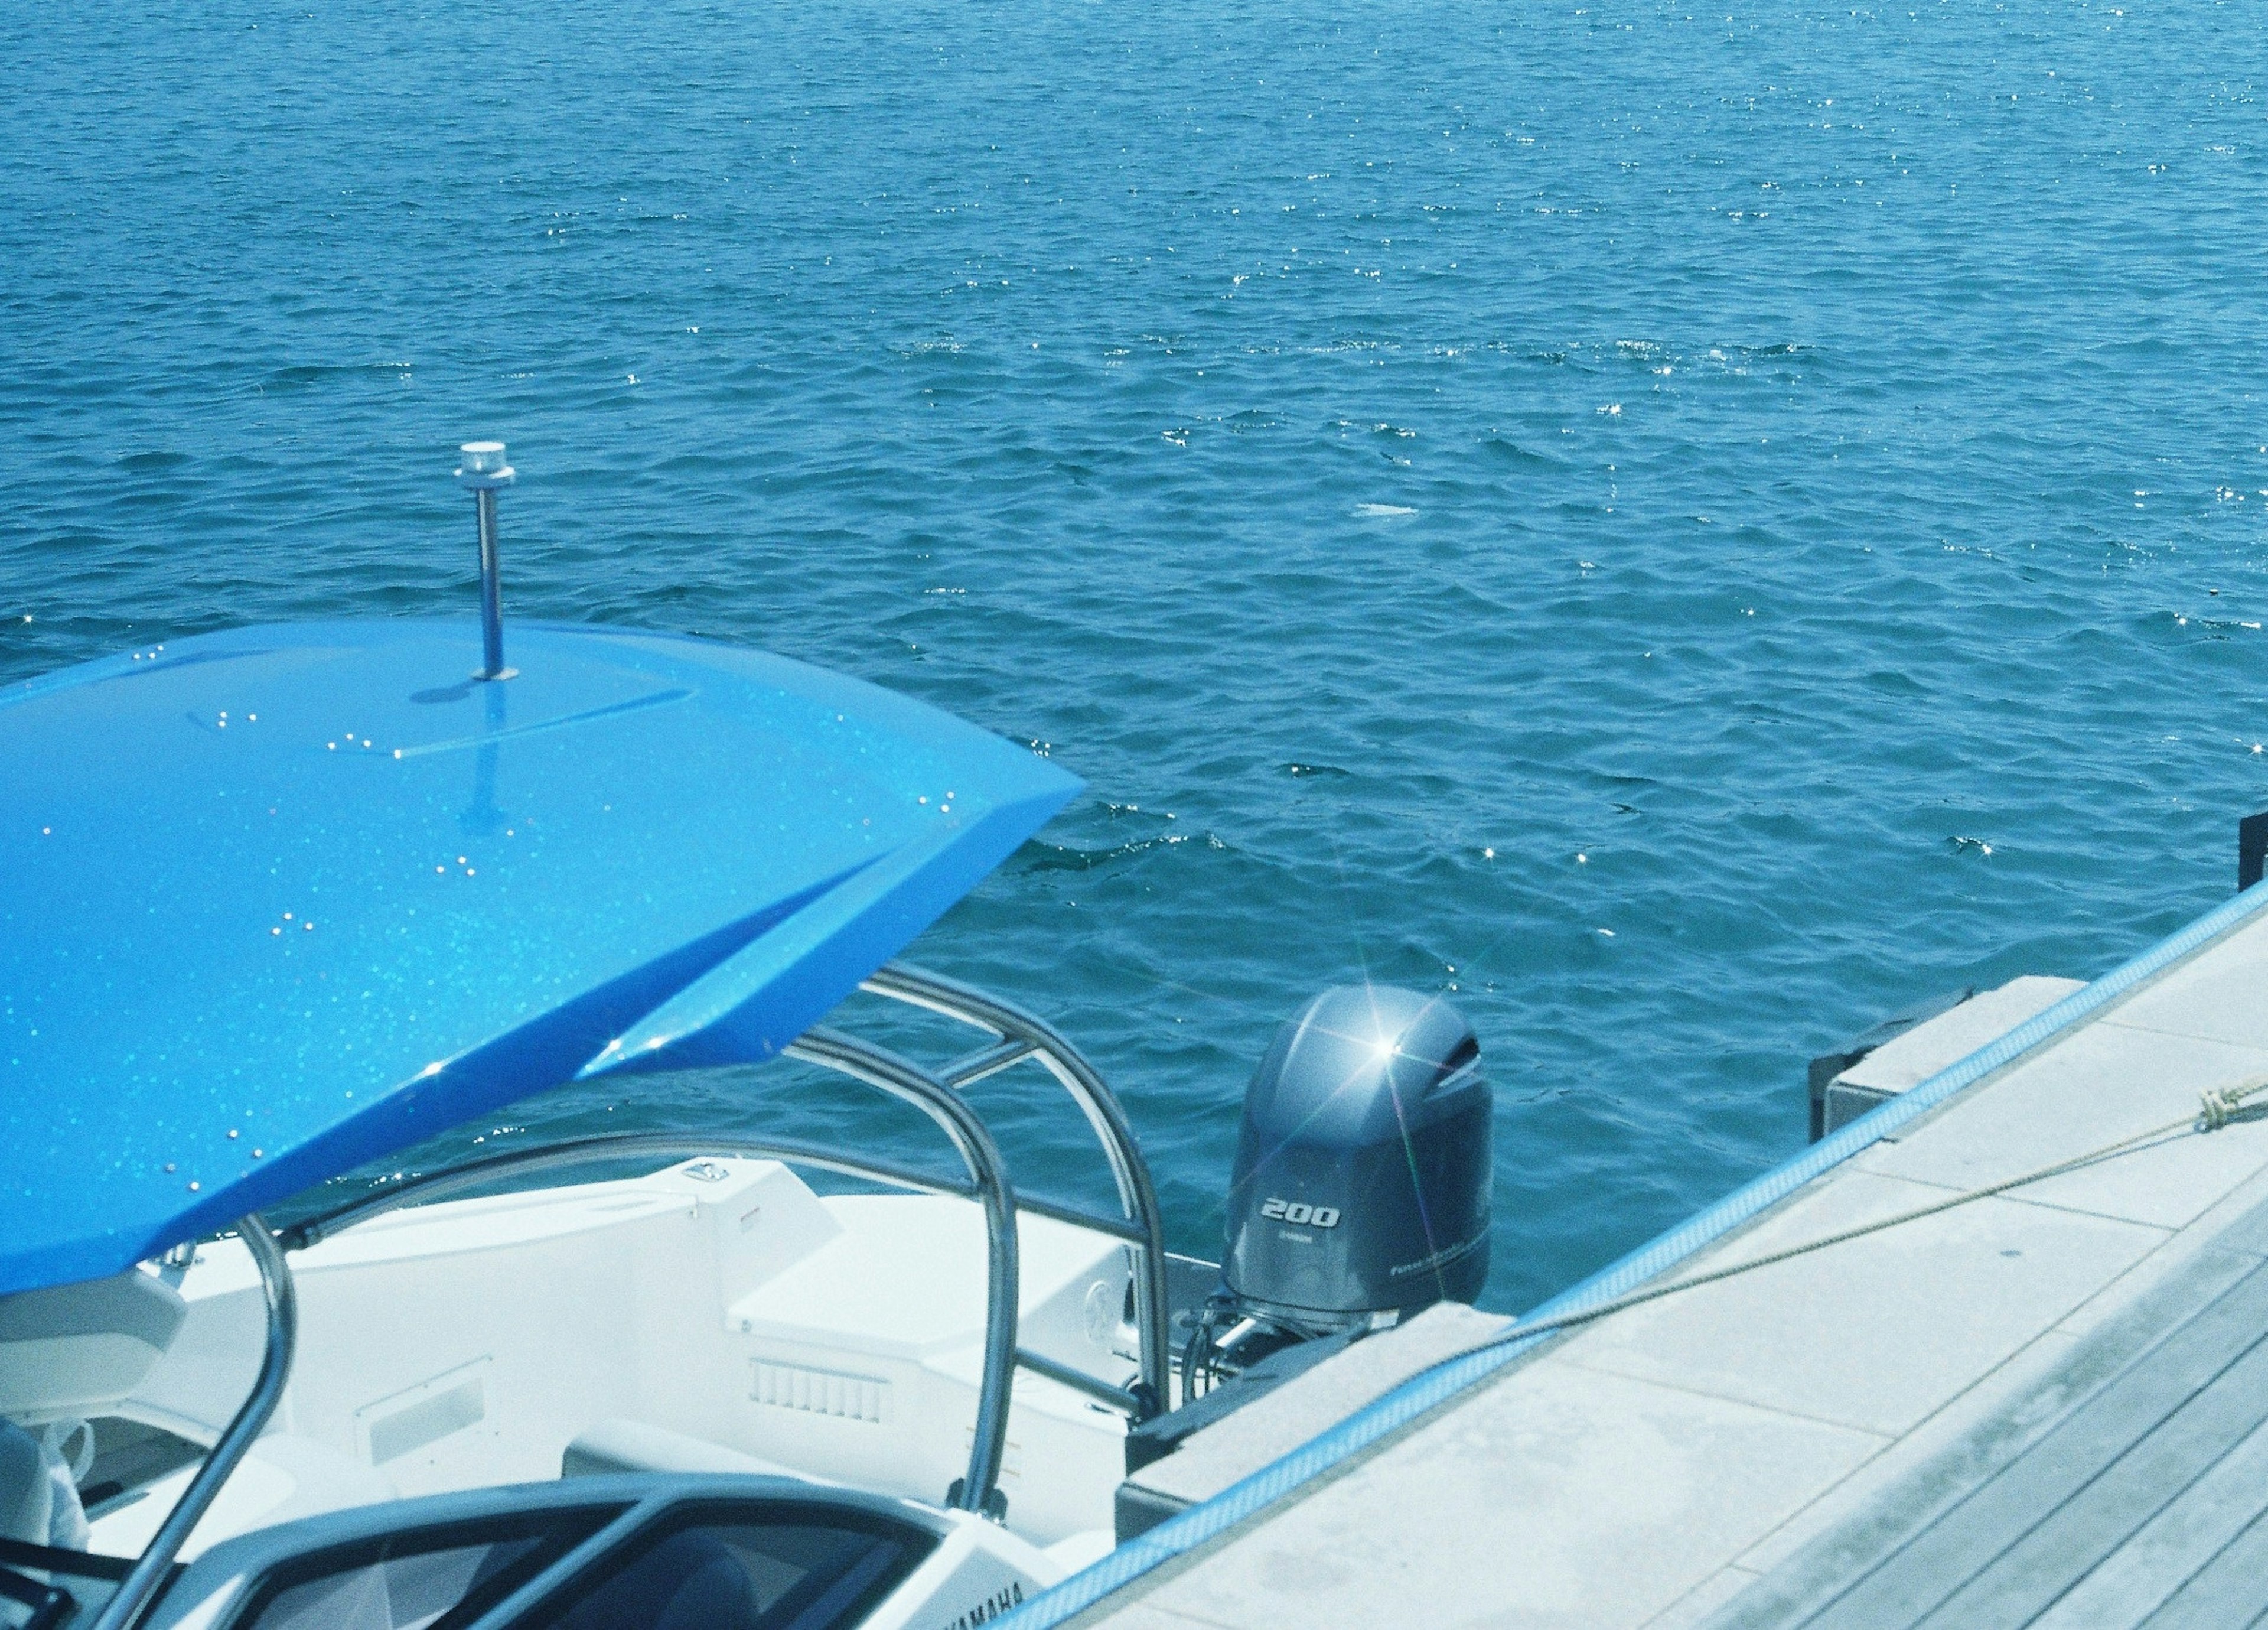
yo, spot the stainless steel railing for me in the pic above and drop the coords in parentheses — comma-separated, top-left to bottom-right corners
(860, 962, 1172, 1419)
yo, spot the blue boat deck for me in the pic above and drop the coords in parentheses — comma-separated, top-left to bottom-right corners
(1064, 897, 2268, 1629)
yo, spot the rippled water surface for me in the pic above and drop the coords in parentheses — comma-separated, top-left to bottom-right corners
(6, 0, 2267, 1310)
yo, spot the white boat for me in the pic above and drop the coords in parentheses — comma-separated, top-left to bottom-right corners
(0, 447, 1493, 1630)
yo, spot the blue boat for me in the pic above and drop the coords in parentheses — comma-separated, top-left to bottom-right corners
(0, 449, 1495, 1630)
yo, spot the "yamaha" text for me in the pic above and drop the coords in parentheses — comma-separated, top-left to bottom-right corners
(938, 1579, 1023, 1630)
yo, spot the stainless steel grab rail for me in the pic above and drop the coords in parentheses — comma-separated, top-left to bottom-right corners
(782, 1026, 1019, 1517)
(860, 962, 1171, 1419)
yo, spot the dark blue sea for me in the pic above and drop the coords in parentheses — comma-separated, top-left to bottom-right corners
(6, 0, 2266, 1312)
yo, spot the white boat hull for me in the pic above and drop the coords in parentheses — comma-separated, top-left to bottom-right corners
(93, 1158, 1138, 1563)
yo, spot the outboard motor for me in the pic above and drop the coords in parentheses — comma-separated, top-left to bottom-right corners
(1184, 987, 1491, 1391)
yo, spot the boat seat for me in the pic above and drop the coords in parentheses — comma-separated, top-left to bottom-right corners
(559, 1418, 807, 1483)
(0, 1271, 186, 1422)
(0, 1418, 89, 1550)
(87, 1434, 397, 1561)
(0, 1422, 52, 1547)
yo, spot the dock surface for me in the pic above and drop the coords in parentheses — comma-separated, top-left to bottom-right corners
(1068, 896, 2268, 1629)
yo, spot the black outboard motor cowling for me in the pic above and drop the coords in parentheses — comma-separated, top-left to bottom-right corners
(1221, 986, 1491, 1335)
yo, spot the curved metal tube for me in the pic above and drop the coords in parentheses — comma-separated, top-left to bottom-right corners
(93, 1216, 296, 1630)
(1015, 1193, 1143, 1245)
(784, 1026, 1019, 1517)
(1015, 1345, 1143, 1417)
(862, 962, 1171, 1417)
(285, 1132, 976, 1251)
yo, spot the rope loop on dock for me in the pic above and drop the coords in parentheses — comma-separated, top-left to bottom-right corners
(2197, 1073, 2268, 1131)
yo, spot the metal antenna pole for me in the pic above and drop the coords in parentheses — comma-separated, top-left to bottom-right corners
(455, 441, 516, 680)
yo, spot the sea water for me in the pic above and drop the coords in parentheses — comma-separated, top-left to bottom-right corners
(4, 0, 2264, 1310)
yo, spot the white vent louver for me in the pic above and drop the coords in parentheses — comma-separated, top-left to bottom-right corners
(357, 1358, 490, 1465)
(750, 1359, 888, 1424)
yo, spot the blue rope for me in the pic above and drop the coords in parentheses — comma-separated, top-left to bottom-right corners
(999, 880, 2268, 1628)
